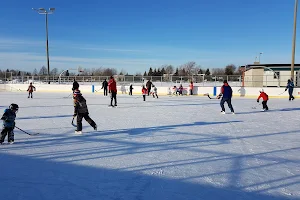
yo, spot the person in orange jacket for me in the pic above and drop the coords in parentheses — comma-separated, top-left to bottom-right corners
(142, 85, 148, 101)
(257, 89, 269, 111)
(27, 82, 36, 98)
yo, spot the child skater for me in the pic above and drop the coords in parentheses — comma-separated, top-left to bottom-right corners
(27, 82, 36, 98)
(73, 90, 97, 134)
(152, 85, 158, 98)
(142, 85, 148, 101)
(0, 104, 19, 144)
(257, 89, 269, 111)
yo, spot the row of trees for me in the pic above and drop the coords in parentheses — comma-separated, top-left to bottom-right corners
(141, 62, 242, 77)
(0, 62, 242, 79)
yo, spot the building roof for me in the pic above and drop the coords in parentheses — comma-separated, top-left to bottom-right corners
(242, 64, 300, 68)
(240, 64, 300, 71)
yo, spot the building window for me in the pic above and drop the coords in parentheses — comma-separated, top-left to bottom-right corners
(274, 72, 280, 79)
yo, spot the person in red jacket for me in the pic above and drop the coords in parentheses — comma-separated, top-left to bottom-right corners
(142, 85, 148, 101)
(189, 81, 194, 95)
(108, 76, 117, 107)
(257, 89, 269, 111)
(27, 82, 36, 98)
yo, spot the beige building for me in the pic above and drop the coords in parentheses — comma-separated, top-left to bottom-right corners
(243, 64, 300, 87)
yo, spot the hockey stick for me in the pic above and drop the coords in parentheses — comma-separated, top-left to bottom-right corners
(278, 91, 286, 95)
(63, 93, 73, 98)
(15, 126, 39, 136)
(71, 116, 77, 127)
(252, 103, 261, 109)
(206, 94, 219, 99)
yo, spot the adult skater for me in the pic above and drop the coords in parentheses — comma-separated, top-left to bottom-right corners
(129, 84, 134, 96)
(218, 80, 234, 114)
(189, 81, 194, 95)
(101, 79, 108, 96)
(146, 80, 152, 96)
(108, 76, 117, 107)
(285, 79, 295, 101)
(72, 78, 79, 92)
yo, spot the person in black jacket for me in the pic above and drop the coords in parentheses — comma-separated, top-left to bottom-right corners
(218, 80, 234, 114)
(73, 90, 97, 133)
(101, 79, 108, 96)
(1, 104, 18, 144)
(72, 79, 79, 92)
(146, 80, 152, 96)
(285, 79, 295, 101)
(129, 84, 134, 96)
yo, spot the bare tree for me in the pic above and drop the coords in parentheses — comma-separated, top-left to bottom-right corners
(102, 68, 117, 76)
(183, 61, 196, 76)
(224, 64, 236, 75)
(212, 68, 225, 76)
(39, 66, 48, 75)
(165, 65, 174, 75)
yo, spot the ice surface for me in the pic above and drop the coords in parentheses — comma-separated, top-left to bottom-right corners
(0, 92, 299, 200)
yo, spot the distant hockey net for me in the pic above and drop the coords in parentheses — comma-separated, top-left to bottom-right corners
(0, 84, 23, 92)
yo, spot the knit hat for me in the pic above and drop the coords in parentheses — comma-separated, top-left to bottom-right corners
(73, 89, 82, 96)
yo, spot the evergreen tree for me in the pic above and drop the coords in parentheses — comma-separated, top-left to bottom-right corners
(205, 68, 211, 76)
(148, 67, 153, 76)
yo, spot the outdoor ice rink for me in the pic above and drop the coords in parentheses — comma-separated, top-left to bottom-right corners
(0, 92, 300, 200)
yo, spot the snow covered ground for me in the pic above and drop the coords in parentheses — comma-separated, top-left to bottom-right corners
(0, 92, 300, 200)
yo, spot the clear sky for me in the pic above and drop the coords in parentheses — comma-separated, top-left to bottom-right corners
(0, 0, 298, 74)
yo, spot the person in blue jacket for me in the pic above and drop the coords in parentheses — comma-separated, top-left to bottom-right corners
(218, 80, 235, 114)
(285, 79, 295, 101)
(0, 104, 18, 144)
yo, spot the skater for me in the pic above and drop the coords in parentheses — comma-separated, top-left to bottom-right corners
(101, 79, 108, 96)
(73, 90, 97, 134)
(129, 84, 134, 96)
(285, 79, 295, 101)
(72, 78, 79, 92)
(178, 84, 183, 95)
(189, 81, 194, 95)
(108, 76, 117, 107)
(257, 89, 269, 111)
(152, 85, 158, 98)
(27, 82, 36, 98)
(218, 80, 234, 114)
(0, 104, 18, 144)
(146, 80, 152, 96)
(142, 85, 148, 101)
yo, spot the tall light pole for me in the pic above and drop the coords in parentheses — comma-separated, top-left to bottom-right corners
(291, 0, 298, 80)
(259, 52, 263, 63)
(32, 8, 55, 84)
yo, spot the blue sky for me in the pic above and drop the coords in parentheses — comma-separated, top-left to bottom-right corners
(0, 0, 298, 74)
